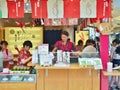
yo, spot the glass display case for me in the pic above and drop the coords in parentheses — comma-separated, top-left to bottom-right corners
(0, 74, 36, 82)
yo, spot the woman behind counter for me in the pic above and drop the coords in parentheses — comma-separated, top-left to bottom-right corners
(18, 40, 33, 66)
(0, 41, 14, 68)
(52, 31, 77, 52)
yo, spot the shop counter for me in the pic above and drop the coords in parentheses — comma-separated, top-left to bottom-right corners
(103, 70, 120, 76)
(0, 74, 36, 90)
(35, 64, 100, 90)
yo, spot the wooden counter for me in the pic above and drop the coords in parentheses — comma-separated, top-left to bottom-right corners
(103, 70, 120, 76)
(36, 64, 100, 90)
(0, 82, 36, 90)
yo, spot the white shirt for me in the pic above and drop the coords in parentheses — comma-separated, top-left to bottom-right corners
(111, 46, 120, 59)
(82, 46, 97, 52)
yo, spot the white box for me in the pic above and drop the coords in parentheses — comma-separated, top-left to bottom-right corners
(38, 44, 49, 55)
(63, 52, 70, 63)
(39, 54, 52, 66)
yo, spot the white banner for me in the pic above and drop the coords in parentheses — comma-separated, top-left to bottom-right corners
(0, 0, 8, 18)
(80, 0, 96, 18)
(47, 0, 63, 18)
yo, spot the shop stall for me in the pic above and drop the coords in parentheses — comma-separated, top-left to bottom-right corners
(1, 0, 120, 90)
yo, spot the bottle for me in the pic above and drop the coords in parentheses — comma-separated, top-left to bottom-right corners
(107, 62, 113, 72)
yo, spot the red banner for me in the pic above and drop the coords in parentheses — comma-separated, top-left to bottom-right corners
(30, 0, 47, 18)
(64, 0, 80, 18)
(97, 0, 111, 18)
(7, 0, 24, 18)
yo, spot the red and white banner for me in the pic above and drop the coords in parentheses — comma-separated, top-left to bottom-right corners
(7, 0, 24, 18)
(44, 18, 78, 26)
(64, 0, 80, 18)
(0, 0, 8, 18)
(30, 0, 47, 18)
(80, 0, 97, 18)
(47, 0, 64, 18)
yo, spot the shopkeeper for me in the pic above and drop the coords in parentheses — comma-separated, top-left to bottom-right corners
(52, 31, 77, 52)
(0, 41, 14, 68)
(18, 40, 33, 66)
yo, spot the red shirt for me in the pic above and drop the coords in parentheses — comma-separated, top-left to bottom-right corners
(18, 49, 31, 66)
(54, 40, 77, 52)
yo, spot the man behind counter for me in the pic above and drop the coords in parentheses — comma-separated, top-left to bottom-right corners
(52, 31, 77, 52)
(18, 40, 33, 66)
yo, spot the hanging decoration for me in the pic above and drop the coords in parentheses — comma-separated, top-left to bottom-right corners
(97, 0, 111, 18)
(0, 0, 111, 19)
(30, 0, 47, 18)
(93, 18, 113, 35)
(44, 18, 78, 26)
(7, 0, 24, 18)
(80, 0, 97, 18)
(64, 0, 80, 18)
(30, 20, 35, 27)
(47, 0, 64, 18)
(0, 0, 8, 18)
(15, 20, 25, 33)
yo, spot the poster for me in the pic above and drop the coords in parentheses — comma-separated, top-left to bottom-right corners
(5, 27, 43, 54)
(75, 30, 89, 45)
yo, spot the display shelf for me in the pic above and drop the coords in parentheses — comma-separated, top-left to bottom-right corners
(103, 70, 120, 76)
(0, 74, 36, 82)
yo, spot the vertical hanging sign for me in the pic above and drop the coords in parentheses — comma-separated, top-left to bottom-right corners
(80, 0, 96, 18)
(47, 0, 63, 18)
(0, 0, 8, 18)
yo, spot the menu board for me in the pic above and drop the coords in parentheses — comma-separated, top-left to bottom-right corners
(5, 27, 43, 54)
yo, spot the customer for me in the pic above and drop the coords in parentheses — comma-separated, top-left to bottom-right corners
(82, 39, 97, 52)
(76, 40, 83, 52)
(18, 40, 33, 66)
(52, 31, 77, 52)
(0, 40, 13, 68)
(109, 39, 120, 89)
(94, 37, 100, 52)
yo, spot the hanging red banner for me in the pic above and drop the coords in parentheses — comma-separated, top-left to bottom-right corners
(7, 0, 24, 18)
(97, 0, 111, 18)
(64, 0, 80, 18)
(30, 0, 47, 18)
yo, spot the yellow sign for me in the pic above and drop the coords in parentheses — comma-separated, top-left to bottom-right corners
(5, 27, 43, 54)
(75, 30, 89, 45)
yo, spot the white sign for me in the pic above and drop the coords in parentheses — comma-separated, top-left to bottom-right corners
(38, 44, 49, 55)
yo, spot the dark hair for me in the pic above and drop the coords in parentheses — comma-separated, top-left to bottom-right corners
(91, 40, 95, 45)
(78, 40, 83, 45)
(116, 46, 120, 54)
(23, 40, 33, 48)
(0, 41, 8, 45)
(112, 39, 120, 44)
(95, 37, 100, 42)
(61, 31, 69, 37)
(85, 39, 92, 45)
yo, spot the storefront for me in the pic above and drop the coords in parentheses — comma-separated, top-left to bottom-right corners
(0, 0, 120, 90)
